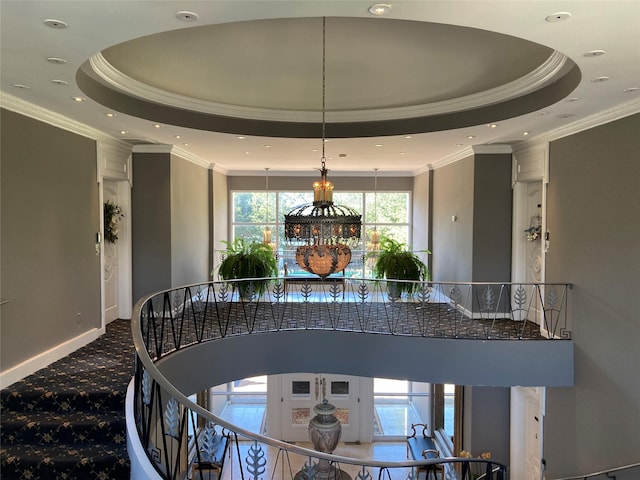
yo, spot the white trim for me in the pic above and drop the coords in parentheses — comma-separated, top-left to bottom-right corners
(89, 50, 568, 123)
(515, 98, 640, 151)
(472, 144, 513, 154)
(0, 92, 126, 147)
(429, 147, 474, 170)
(0, 327, 104, 389)
(132, 144, 214, 170)
(126, 378, 164, 480)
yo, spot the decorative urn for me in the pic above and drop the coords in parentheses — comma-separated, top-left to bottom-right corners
(308, 399, 342, 478)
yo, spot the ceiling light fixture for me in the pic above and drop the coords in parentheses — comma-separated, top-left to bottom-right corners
(71, 96, 86, 102)
(50, 79, 68, 86)
(545, 12, 571, 23)
(591, 76, 610, 82)
(12, 83, 30, 89)
(584, 50, 606, 57)
(46, 57, 67, 64)
(176, 11, 199, 22)
(43, 18, 68, 29)
(284, 18, 362, 279)
(368, 4, 392, 16)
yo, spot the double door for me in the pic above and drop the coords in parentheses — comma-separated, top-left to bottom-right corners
(271, 373, 372, 443)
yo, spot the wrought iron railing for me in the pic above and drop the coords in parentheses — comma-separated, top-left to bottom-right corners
(132, 279, 571, 480)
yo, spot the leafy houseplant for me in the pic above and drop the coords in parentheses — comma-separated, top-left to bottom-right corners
(217, 238, 277, 299)
(371, 236, 430, 296)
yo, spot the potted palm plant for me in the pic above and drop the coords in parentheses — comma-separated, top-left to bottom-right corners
(371, 236, 430, 297)
(217, 238, 277, 299)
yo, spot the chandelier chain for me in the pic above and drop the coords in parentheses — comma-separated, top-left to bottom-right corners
(321, 16, 326, 167)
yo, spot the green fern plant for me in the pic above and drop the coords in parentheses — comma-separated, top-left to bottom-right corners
(370, 236, 430, 296)
(217, 238, 277, 298)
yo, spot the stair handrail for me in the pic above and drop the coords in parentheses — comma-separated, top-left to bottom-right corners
(550, 462, 640, 480)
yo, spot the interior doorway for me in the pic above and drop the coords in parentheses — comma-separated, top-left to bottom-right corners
(101, 179, 132, 324)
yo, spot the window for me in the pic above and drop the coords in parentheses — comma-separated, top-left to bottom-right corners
(230, 190, 411, 277)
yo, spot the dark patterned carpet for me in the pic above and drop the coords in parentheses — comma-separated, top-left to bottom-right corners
(1, 319, 133, 479)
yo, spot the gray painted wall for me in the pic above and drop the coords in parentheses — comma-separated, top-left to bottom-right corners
(464, 386, 511, 466)
(170, 157, 209, 287)
(472, 154, 512, 281)
(432, 156, 475, 282)
(132, 153, 172, 303)
(1, 109, 100, 370)
(412, 170, 431, 269)
(544, 114, 640, 477)
(132, 152, 210, 304)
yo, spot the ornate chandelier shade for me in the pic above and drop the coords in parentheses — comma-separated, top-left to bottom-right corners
(284, 17, 362, 278)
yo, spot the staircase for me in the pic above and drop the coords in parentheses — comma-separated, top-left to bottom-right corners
(0, 321, 132, 479)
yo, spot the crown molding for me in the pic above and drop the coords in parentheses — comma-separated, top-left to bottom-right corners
(132, 144, 216, 171)
(2, 93, 94, 140)
(0, 92, 133, 154)
(89, 50, 567, 123)
(472, 144, 513, 154)
(515, 98, 640, 151)
(429, 147, 475, 170)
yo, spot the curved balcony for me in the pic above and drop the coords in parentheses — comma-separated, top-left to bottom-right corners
(128, 278, 573, 479)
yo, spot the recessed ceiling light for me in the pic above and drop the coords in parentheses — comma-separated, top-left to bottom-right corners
(400, 152, 406, 155)
(488, 123, 498, 128)
(50, 79, 68, 86)
(174, 135, 183, 139)
(545, 12, 571, 23)
(71, 96, 86, 102)
(12, 83, 30, 89)
(176, 11, 199, 22)
(153, 124, 161, 128)
(591, 76, 610, 83)
(264, 144, 272, 148)
(523, 131, 530, 136)
(183, 143, 190, 147)
(312, 148, 319, 152)
(467, 135, 476, 139)
(374, 144, 383, 147)
(105, 112, 116, 118)
(368, 4, 392, 16)
(43, 18, 68, 29)
(403, 135, 413, 139)
(119, 130, 127, 135)
(566, 97, 580, 102)
(456, 143, 464, 147)
(46, 57, 67, 64)
(237, 136, 246, 140)
(624, 87, 639, 92)
(244, 151, 250, 155)
(584, 49, 606, 57)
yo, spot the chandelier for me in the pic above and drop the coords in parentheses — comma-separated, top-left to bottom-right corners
(284, 17, 362, 278)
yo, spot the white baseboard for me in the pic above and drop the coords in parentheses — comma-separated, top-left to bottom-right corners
(0, 326, 105, 389)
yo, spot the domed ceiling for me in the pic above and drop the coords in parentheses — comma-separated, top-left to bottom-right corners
(78, 16, 578, 139)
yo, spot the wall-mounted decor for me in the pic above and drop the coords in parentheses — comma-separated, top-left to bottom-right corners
(524, 214, 542, 242)
(104, 200, 124, 243)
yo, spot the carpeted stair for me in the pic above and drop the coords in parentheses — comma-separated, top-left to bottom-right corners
(1, 320, 132, 479)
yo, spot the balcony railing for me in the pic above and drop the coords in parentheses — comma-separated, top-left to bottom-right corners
(130, 278, 571, 480)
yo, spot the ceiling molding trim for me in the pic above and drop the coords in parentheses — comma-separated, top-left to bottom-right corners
(132, 144, 173, 154)
(132, 144, 214, 170)
(516, 98, 640, 150)
(89, 50, 567, 123)
(0, 92, 112, 143)
(429, 147, 475, 170)
(472, 144, 513, 154)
